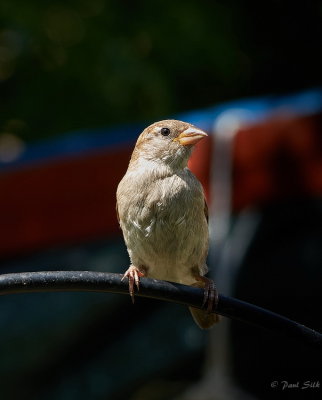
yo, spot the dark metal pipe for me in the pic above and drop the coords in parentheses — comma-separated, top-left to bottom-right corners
(0, 270, 320, 348)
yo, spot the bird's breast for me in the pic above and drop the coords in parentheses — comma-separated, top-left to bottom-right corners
(117, 169, 208, 283)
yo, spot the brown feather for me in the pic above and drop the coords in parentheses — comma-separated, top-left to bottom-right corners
(204, 199, 209, 224)
(189, 307, 220, 329)
(116, 201, 120, 224)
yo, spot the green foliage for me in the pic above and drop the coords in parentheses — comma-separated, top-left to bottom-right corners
(0, 1, 243, 141)
(0, 0, 321, 142)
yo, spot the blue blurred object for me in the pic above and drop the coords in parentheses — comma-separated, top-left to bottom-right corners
(1, 88, 321, 171)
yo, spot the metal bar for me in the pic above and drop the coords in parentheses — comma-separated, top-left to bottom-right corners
(0, 270, 320, 348)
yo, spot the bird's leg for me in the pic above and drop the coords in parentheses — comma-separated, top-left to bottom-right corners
(193, 276, 218, 313)
(121, 265, 145, 303)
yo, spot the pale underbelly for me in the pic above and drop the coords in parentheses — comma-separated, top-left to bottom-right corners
(123, 217, 208, 285)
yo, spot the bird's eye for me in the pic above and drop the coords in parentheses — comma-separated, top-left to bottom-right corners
(160, 127, 170, 136)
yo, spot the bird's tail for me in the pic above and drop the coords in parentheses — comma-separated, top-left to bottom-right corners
(189, 307, 220, 329)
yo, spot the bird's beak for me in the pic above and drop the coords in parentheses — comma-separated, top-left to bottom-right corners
(174, 126, 208, 146)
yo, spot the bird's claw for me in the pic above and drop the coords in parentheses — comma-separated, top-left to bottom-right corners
(122, 265, 145, 303)
(193, 276, 218, 313)
(202, 278, 218, 313)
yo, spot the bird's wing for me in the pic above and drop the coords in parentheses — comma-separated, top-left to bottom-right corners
(116, 200, 120, 224)
(204, 198, 209, 224)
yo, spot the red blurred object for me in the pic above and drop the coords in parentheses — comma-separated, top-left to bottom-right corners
(233, 112, 322, 211)
(0, 147, 131, 257)
(0, 112, 321, 259)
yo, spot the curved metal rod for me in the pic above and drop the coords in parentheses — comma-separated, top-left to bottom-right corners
(0, 270, 320, 348)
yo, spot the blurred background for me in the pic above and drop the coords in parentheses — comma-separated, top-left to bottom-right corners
(0, 1, 321, 399)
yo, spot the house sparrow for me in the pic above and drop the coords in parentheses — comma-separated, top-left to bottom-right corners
(116, 120, 219, 329)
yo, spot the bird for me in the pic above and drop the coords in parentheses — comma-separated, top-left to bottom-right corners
(116, 119, 219, 329)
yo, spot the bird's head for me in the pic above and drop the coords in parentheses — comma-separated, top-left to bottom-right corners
(130, 119, 208, 170)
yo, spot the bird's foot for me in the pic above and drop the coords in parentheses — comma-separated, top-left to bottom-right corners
(193, 276, 218, 313)
(121, 265, 145, 303)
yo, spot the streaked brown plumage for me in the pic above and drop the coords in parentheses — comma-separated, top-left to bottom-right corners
(116, 119, 219, 328)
